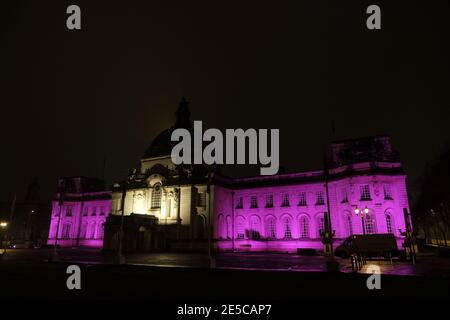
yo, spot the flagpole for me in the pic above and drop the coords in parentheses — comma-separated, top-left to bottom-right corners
(51, 186, 64, 261)
(324, 152, 333, 256)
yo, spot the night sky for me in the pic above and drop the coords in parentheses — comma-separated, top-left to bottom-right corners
(2, 0, 449, 202)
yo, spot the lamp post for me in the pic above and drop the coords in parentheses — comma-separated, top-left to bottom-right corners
(354, 206, 369, 235)
(115, 180, 127, 264)
(0, 222, 8, 255)
(400, 208, 417, 264)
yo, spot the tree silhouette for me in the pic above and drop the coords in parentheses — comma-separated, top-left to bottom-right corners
(413, 143, 450, 246)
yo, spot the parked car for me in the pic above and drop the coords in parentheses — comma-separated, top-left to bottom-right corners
(335, 234, 398, 259)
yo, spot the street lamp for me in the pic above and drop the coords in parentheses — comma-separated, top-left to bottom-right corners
(0, 221, 8, 254)
(354, 206, 369, 235)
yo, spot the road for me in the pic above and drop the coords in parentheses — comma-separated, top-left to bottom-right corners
(2, 248, 450, 276)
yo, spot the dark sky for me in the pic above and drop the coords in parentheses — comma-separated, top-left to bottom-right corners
(1, 0, 449, 202)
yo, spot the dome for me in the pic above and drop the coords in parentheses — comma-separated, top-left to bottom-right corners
(142, 98, 192, 159)
(143, 127, 177, 158)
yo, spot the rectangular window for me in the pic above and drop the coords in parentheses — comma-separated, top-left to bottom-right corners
(196, 193, 206, 207)
(250, 196, 258, 208)
(236, 197, 243, 209)
(83, 207, 88, 216)
(384, 185, 393, 200)
(281, 193, 290, 207)
(151, 185, 162, 208)
(365, 216, 375, 234)
(100, 207, 105, 216)
(298, 192, 307, 206)
(62, 224, 71, 239)
(316, 191, 325, 205)
(360, 185, 371, 201)
(65, 207, 72, 217)
(91, 207, 97, 216)
(265, 194, 273, 208)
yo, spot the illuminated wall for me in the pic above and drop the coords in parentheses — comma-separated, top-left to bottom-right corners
(50, 136, 410, 252)
(47, 193, 111, 248)
(214, 166, 409, 252)
(48, 167, 409, 252)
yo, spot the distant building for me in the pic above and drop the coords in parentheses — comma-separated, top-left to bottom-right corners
(99, 99, 411, 253)
(0, 178, 51, 248)
(47, 177, 111, 248)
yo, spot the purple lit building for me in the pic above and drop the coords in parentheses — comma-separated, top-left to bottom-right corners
(47, 177, 111, 248)
(212, 135, 409, 252)
(97, 100, 411, 253)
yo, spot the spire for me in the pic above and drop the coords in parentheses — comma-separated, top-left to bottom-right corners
(175, 97, 191, 128)
(25, 177, 40, 202)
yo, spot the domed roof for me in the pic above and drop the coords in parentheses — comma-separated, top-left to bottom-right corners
(143, 127, 177, 158)
(143, 98, 192, 159)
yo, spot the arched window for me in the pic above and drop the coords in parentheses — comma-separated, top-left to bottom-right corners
(299, 216, 309, 238)
(282, 216, 292, 239)
(365, 215, 376, 234)
(62, 223, 71, 239)
(97, 222, 105, 239)
(80, 222, 87, 239)
(218, 214, 225, 239)
(265, 216, 276, 239)
(226, 215, 232, 239)
(346, 214, 353, 236)
(385, 213, 394, 234)
(317, 216, 325, 237)
(236, 216, 246, 239)
(151, 184, 162, 208)
(250, 216, 261, 239)
(88, 222, 96, 239)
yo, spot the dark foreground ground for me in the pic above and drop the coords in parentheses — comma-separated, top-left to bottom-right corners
(1, 259, 450, 300)
(1, 248, 450, 301)
(1, 249, 450, 319)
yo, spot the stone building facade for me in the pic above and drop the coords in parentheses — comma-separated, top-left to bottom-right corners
(47, 100, 411, 252)
(47, 177, 111, 248)
(213, 137, 409, 252)
(101, 100, 410, 252)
